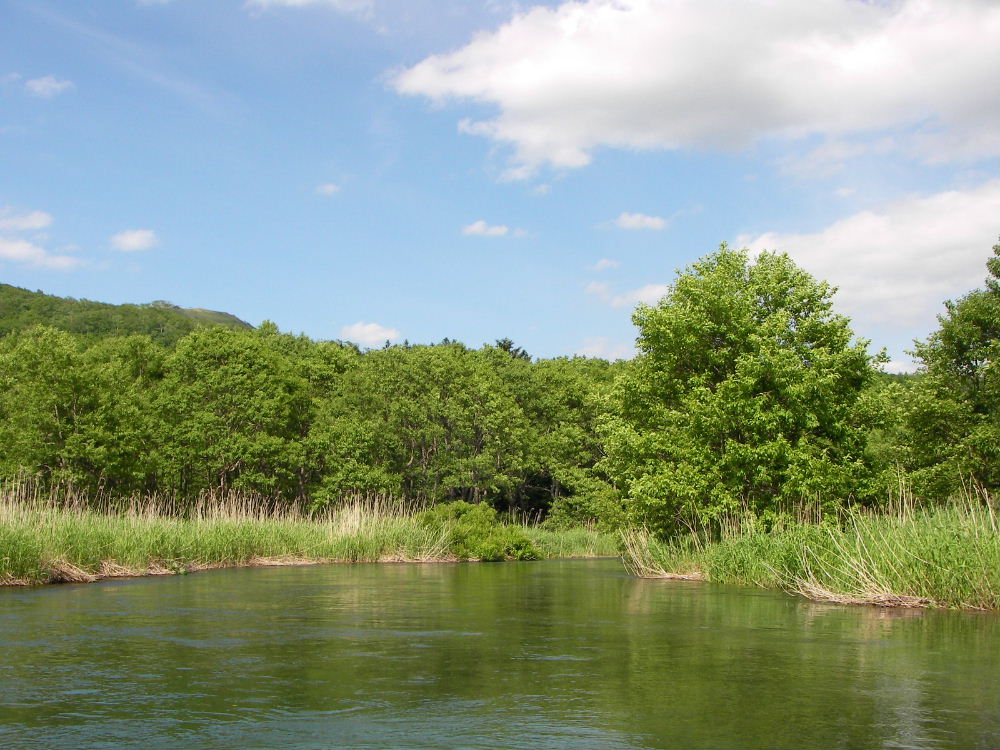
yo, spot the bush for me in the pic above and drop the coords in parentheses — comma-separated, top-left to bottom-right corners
(419, 501, 540, 561)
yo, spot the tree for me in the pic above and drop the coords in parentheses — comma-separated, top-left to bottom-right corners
(310, 343, 532, 505)
(900, 241, 999, 497)
(600, 245, 881, 536)
(155, 325, 311, 500)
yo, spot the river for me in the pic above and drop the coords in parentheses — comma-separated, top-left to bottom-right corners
(1, 559, 997, 749)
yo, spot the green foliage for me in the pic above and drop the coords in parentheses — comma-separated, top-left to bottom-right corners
(0, 309, 612, 518)
(418, 501, 540, 561)
(894, 241, 1000, 497)
(155, 325, 316, 499)
(0, 284, 251, 346)
(601, 245, 882, 535)
(630, 502, 999, 610)
(310, 343, 614, 512)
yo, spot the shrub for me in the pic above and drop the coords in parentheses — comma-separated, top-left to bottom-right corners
(419, 501, 540, 561)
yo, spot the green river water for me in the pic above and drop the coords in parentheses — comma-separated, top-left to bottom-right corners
(1, 559, 997, 749)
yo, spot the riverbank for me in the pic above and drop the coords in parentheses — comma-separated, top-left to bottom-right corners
(0, 490, 618, 586)
(621, 499, 999, 610)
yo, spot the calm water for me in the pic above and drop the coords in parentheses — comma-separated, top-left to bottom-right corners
(1, 559, 997, 749)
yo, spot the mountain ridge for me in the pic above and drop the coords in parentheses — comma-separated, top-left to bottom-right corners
(0, 283, 253, 346)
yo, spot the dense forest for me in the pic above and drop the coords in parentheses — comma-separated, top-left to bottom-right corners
(0, 283, 251, 345)
(1, 242, 996, 535)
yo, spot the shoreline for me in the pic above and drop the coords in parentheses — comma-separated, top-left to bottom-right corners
(630, 568, 969, 610)
(1, 551, 621, 589)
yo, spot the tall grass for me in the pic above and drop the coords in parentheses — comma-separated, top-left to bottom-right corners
(0, 484, 619, 585)
(0, 488, 448, 585)
(622, 493, 999, 610)
(525, 525, 619, 559)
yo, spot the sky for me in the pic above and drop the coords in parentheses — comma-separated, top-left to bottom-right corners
(1, 0, 998, 371)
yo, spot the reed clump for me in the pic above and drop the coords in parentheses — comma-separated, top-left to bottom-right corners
(0, 488, 450, 585)
(0, 484, 618, 586)
(526, 525, 620, 559)
(621, 492, 999, 611)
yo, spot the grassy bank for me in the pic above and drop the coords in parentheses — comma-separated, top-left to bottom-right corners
(622, 499, 999, 611)
(0, 487, 617, 586)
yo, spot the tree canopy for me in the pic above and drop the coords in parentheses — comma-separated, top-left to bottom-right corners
(600, 245, 882, 534)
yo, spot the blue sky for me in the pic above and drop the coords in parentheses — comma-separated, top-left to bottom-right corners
(2, 0, 997, 369)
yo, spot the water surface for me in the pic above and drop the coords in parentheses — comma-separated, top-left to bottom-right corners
(2, 559, 997, 749)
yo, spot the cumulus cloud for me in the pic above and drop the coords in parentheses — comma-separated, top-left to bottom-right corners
(111, 229, 159, 252)
(0, 206, 81, 270)
(574, 336, 634, 360)
(316, 183, 341, 196)
(614, 212, 667, 231)
(24, 75, 74, 98)
(588, 258, 620, 271)
(738, 179, 1000, 342)
(340, 321, 401, 347)
(0, 207, 53, 231)
(393, 0, 1000, 177)
(0, 238, 81, 270)
(462, 220, 509, 237)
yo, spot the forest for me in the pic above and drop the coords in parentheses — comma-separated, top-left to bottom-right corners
(1, 243, 997, 605)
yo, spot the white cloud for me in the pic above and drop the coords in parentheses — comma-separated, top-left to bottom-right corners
(586, 280, 669, 308)
(24, 75, 74, 98)
(834, 187, 856, 198)
(882, 360, 920, 375)
(111, 229, 159, 252)
(462, 220, 509, 237)
(0, 237, 82, 271)
(0, 206, 80, 270)
(531, 184, 551, 196)
(588, 258, 620, 271)
(614, 212, 667, 231)
(394, 0, 1000, 177)
(246, 0, 373, 15)
(611, 283, 669, 309)
(0, 207, 53, 231)
(316, 183, 341, 196)
(574, 336, 634, 360)
(738, 178, 1000, 341)
(340, 321, 401, 346)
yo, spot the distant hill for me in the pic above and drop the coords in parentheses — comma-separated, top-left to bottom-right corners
(0, 284, 253, 346)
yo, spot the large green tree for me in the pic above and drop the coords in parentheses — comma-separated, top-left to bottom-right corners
(601, 245, 882, 535)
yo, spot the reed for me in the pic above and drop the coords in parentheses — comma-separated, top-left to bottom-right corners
(525, 525, 620, 559)
(0, 484, 618, 585)
(0, 490, 448, 585)
(622, 492, 999, 610)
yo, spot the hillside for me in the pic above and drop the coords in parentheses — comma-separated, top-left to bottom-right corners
(0, 284, 253, 346)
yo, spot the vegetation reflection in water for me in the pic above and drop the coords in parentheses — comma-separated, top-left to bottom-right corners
(1, 559, 997, 750)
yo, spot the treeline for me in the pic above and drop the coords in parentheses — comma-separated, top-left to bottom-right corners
(0, 325, 617, 515)
(1, 242, 996, 532)
(0, 283, 251, 346)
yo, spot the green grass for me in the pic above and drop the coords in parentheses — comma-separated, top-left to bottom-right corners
(622, 500, 999, 610)
(0, 487, 617, 585)
(525, 525, 620, 558)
